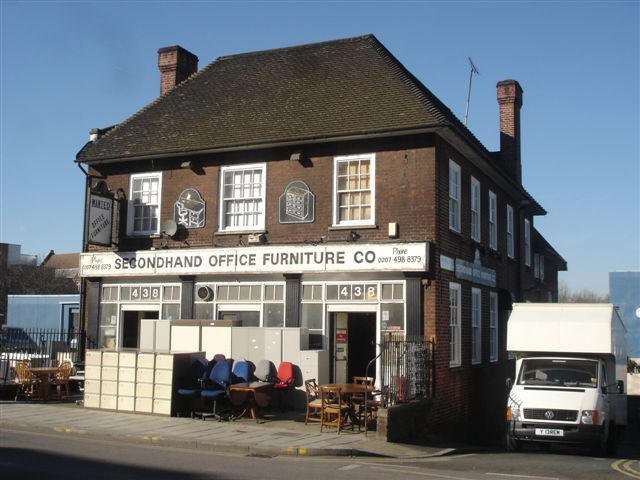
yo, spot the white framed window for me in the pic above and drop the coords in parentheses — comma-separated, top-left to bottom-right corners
(470, 176, 481, 242)
(489, 190, 497, 250)
(524, 218, 531, 267)
(534, 253, 540, 279)
(128, 172, 162, 236)
(219, 163, 266, 231)
(472, 287, 482, 364)
(490, 291, 498, 362)
(449, 160, 461, 232)
(333, 153, 375, 226)
(449, 282, 461, 367)
(506, 204, 514, 259)
(540, 255, 545, 281)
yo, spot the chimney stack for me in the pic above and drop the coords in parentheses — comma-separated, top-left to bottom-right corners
(497, 79, 523, 184)
(158, 46, 198, 96)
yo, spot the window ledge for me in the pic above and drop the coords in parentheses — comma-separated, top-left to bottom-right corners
(126, 233, 161, 239)
(214, 230, 267, 236)
(328, 224, 378, 231)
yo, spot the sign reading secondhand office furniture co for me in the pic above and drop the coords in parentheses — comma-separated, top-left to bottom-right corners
(87, 193, 113, 246)
(80, 242, 429, 277)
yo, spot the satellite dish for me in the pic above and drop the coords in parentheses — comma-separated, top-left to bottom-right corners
(161, 219, 177, 237)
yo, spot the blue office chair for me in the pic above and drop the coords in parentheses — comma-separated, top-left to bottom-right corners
(200, 360, 231, 421)
(231, 360, 251, 384)
(176, 358, 208, 417)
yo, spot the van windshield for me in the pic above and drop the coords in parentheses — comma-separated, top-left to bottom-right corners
(518, 359, 598, 388)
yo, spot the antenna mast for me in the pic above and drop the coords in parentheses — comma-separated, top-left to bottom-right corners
(464, 57, 480, 126)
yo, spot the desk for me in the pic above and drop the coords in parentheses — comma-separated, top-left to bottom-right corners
(30, 367, 59, 400)
(229, 382, 273, 421)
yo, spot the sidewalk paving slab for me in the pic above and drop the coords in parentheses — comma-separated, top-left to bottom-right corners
(0, 401, 471, 458)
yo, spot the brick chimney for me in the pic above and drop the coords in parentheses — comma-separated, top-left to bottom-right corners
(157, 46, 198, 96)
(497, 79, 523, 184)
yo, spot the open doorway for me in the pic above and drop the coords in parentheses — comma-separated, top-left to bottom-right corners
(329, 312, 376, 383)
(121, 310, 158, 349)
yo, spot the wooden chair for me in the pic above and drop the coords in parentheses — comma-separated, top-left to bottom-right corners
(14, 361, 40, 401)
(320, 386, 348, 433)
(304, 379, 322, 424)
(352, 376, 375, 431)
(51, 361, 73, 400)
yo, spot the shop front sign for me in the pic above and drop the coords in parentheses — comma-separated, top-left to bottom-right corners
(80, 242, 429, 277)
(440, 252, 496, 287)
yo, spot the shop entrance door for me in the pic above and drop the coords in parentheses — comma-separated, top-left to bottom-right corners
(330, 312, 376, 383)
(121, 309, 158, 349)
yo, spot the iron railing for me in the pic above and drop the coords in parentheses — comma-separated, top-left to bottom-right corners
(380, 333, 434, 406)
(0, 327, 96, 383)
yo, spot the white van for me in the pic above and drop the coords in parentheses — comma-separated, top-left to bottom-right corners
(506, 303, 627, 454)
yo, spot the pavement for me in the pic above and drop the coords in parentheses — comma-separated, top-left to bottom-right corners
(0, 401, 472, 458)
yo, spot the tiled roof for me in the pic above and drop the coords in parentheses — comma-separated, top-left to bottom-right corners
(77, 34, 481, 163)
(41, 253, 80, 270)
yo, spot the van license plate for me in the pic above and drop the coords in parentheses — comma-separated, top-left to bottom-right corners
(535, 428, 563, 437)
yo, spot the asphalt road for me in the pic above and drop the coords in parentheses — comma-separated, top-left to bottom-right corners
(0, 428, 638, 480)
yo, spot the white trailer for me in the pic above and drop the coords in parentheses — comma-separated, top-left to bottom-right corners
(506, 303, 627, 454)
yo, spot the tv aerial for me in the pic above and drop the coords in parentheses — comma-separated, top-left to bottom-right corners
(464, 57, 480, 126)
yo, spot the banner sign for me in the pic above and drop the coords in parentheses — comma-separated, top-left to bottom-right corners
(80, 242, 429, 277)
(87, 193, 113, 246)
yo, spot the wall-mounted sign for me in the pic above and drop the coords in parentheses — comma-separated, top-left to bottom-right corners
(279, 181, 315, 223)
(87, 193, 113, 246)
(174, 188, 205, 229)
(80, 242, 429, 277)
(440, 253, 496, 287)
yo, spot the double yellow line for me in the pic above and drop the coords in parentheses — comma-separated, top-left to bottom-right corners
(612, 459, 640, 479)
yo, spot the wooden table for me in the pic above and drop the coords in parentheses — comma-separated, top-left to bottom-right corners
(229, 382, 273, 421)
(30, 367, 59, 400)
(320, 383, 376, 428)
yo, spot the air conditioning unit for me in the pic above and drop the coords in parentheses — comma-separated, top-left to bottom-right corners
(247, 233, 266, 244)
(196, 286, 213, 301)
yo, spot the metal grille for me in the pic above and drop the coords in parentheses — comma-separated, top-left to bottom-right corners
(0, 327, 96, 383)
(380, 333, 434, 406)
(523, 408, 578, 421)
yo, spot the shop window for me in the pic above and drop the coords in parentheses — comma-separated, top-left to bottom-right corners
(333, 153, 375, 226)
(219, 163, 266, 231)
(99, 303, 118, 350)
(194, 302, 213, 320)
(264, 303, 284, 327)
(162, 303, 180, 321)
(217, 284, 261, 302)
(302, 284, 322, 301)
(471, 176, 481, 242)
(472, 288, 482, 364)
(102, 286, 118, 301)
(163, 286, 180, 301)
(449, 160, 461, 232)
(489, 190, 497, 250)
(381, 283, 403, 300)
(128, 172, 162, 236)
(325, 283, 378, 301)
(490, 291, 498, 362)
(381, 303, 404, 332)
(507, 204, 514, 259)
(449, 283, 461, 367)
(264, 284, 284, 301)
(218, 310, 259, 327)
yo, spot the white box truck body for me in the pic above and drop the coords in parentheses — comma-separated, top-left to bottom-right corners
(506, 303, 627, 452)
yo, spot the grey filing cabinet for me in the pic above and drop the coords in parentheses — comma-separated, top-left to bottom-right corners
(135, 352, 155, 413)
(100, 351, 119, 410)
(117, 351, 137, 411)
(84, 350, 102, 408)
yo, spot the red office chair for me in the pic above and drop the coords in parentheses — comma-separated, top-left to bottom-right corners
(273, 362, 294, 408)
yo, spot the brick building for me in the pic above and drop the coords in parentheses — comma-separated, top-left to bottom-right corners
(75, 35, 565, 441)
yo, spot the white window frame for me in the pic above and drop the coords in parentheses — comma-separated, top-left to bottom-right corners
(524, 218, 531, 267)
(506, 204, 514, 259)
(127, 172, 162, 236)
(449, 282, 461, 367)
(332, 153, 376, 227)
(470, 176, 481, 242)
(472, 287, 482, 365)
(218, 163, 266, 232)
(490, 291, 498, 362)
(448, 160, 461, 233)
(489, 190, 497, 250)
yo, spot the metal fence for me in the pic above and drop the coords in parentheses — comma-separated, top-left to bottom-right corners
(380, 333, 434, 406)
(0, 327, 96, 383)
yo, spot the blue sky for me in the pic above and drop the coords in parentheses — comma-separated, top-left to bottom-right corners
(1, 1, 638, 294)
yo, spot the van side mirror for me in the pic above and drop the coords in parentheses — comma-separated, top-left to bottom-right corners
(506, 377, 512, 390)
(617, 380, 624, 394)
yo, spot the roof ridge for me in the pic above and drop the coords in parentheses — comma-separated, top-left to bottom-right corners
(216, 34, 376, 61)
